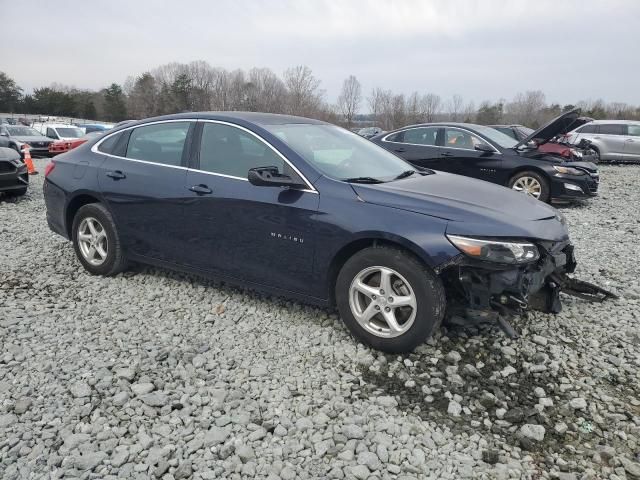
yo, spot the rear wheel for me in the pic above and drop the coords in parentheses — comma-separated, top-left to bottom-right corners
(508, 170, 550, 203)
(72, 203, 127, 276)
(335, 246, 445, 353)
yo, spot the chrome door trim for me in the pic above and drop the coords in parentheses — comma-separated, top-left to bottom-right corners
(91, 118, 318, 194)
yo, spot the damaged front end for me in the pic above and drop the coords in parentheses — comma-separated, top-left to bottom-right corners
(438, 237, 617, 338)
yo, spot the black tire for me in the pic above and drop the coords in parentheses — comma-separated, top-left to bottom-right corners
(508, 170, 550, 203)
(71, 203, 127, 276)
(335, 246, 446, 353)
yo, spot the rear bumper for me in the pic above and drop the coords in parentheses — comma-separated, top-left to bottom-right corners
(43, 179, 69, 239)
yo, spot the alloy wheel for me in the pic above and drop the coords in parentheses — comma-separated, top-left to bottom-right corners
(77, 217, 108, 266)
(348, 266, 417, 338)
(512, 176, 542, 198)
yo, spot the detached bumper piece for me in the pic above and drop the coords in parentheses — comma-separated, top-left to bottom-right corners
(442, 241, 617, 338)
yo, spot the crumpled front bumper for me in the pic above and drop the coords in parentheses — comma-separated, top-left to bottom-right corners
(440, 240, 615, 333)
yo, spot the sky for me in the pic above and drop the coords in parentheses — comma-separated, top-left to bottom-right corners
(2, 0, 640, 106)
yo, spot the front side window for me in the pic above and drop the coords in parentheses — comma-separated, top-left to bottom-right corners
(56, 127, 84, 138)
(126, 122, 190, 166)
(400, 127, 439, 146)
(578, 124, 597, 134)
(599, 124, 624, 135)
(494, 127, 516, 139)
(199, 123, 285, 178)
(265, 124, 415, 181)
(628, 125, 640, 137)
(46, 128, 58, 139)
(444, 128, 491, 150)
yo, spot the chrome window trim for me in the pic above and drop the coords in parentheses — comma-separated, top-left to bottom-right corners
(91, 118, 318, 194)
(381, 126, 440, 147)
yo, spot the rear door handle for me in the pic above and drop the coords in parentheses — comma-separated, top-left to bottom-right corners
(189, 184, 213, 195)
(441, 152, 454, 157)
(394, 147, 407, 153)
(106, 170, 126, 180)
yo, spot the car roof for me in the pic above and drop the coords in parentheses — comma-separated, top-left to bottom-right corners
(125, 111, 328, 126)
(35, 123, 80, 128)
(586, 120, 640, 125)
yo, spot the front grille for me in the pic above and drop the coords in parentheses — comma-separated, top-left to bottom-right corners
(0, 162, 16, 173)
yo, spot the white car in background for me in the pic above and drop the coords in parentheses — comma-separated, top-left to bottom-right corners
(31, 123, 85, 141)
(567, 120, 640, 163)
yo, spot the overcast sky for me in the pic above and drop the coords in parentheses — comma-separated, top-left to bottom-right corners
(2, 0, 639, 106)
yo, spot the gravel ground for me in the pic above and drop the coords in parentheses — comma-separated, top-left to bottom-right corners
(1, 158, 639, 480)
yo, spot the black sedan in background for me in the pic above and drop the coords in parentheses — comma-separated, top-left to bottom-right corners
(0, 147, 28, 197)
(371, 110, 599, 203)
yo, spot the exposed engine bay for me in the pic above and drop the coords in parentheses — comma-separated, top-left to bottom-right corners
(439, 240, 617, 337)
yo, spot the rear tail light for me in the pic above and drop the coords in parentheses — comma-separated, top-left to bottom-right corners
(44, 161, 56, 177)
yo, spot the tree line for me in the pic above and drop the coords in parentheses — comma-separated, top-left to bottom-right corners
(1, 63, 639, 129)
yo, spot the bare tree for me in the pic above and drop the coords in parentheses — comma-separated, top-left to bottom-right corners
(337, 75, 362, 128)
(446, 94, 464, 121)
(505, 90, 546, 126)
(367, 88, 387, 126)
(283, 65, 323, 117)
(420, 93, 441, 122)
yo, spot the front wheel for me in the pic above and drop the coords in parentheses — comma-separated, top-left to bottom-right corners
(335, 246, 446, 353)
(508, 170, 550, 203)
(72, 203, 127, 276)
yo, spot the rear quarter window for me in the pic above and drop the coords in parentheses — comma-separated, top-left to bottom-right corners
(97, 133, 122, 154)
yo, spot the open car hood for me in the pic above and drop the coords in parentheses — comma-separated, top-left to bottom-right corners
(351, 172, 569, 241)
(514, 109, 593, 148)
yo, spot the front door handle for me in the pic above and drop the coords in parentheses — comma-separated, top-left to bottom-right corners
(189, 184, 213, 195)
(106, 170, 126, 180)
(441, 152, 454, 157)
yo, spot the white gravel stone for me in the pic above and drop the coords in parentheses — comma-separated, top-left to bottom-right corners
(1, 164, 638, 479)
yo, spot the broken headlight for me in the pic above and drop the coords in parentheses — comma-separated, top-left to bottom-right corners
(446, 235, 540, 264)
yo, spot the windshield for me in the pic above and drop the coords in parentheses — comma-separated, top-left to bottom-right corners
(472, 125, 519, 148)
(265, 124, 415, 181)
(7, 126, 41, 136)
(56, 127, 84, 138)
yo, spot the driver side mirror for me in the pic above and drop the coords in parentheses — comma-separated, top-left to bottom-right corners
(474, 143, 494, 153)
(248, 166, 306, 189)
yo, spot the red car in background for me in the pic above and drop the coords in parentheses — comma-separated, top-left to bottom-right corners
(48, 132, 103, 156)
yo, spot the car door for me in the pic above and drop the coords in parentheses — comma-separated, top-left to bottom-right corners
(97, 120, 194, 263)
(622, 124, 640, 161)
(438, 127, 503, 184)
(596, 124, 626, 160)
(382, 127, 443, 169)
(182, 121, 319, 294)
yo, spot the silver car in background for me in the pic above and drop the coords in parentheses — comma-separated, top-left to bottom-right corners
(567, 120, 640, 163)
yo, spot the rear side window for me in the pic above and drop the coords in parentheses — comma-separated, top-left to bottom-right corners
(599, 124, 625, 135)
(628, 125, 640, 137)
(198, 123, 285, 178)
(126, 122, 190, 166)
(401, 127, 439, 145)
(98, 133, 121, 154)
(578, 124, 597, 134)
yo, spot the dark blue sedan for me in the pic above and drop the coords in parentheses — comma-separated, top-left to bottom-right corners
(43, 112, 584, 352)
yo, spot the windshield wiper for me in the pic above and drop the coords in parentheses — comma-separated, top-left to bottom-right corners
(342, 176, 385, 184)
(393, 170, 418, 180)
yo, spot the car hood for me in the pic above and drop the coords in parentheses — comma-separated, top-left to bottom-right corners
(11, 135, 52, 143)
(352, 172, 569, 241)
(515, 109, 592, 148)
